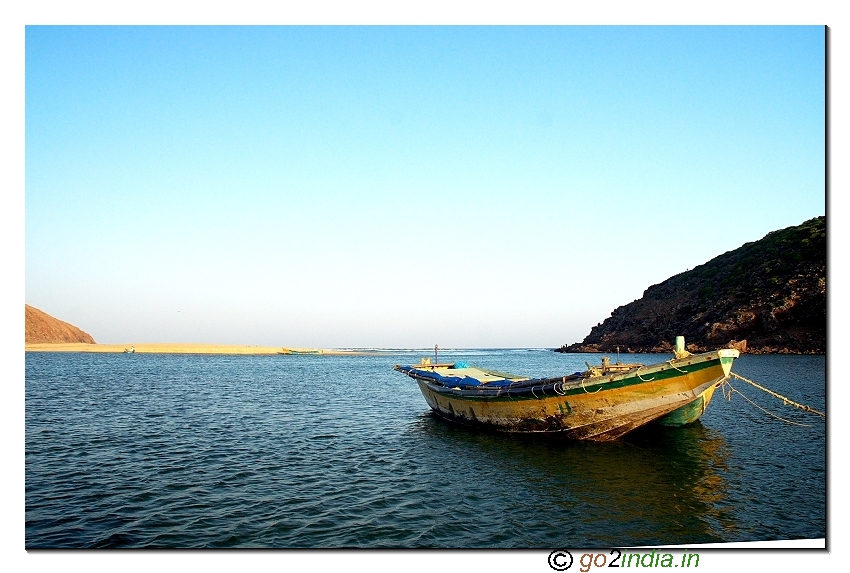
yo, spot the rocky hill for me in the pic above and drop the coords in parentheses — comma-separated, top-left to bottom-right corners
(25, 305, 96, 344)
(557, 216, 825, 355)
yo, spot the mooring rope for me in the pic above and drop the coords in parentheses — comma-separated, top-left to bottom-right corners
(721, 380, 812, 427)
(729, 372, 825, 417)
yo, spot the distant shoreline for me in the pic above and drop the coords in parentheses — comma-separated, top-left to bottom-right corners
(25, 343, 826, 356)
(24, 343, 384, 356)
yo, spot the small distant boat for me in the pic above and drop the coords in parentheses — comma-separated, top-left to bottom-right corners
(123, 346, 135, 354)
(394, 337, 739, 441)
(278, 348, 323, 355)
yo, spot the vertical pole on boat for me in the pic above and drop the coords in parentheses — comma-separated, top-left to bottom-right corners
(435, 344, 439, 364)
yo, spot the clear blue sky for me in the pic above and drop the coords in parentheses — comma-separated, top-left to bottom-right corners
(24, 25, 825, 347)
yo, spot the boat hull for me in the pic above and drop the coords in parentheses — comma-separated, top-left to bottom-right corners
(655, 384, 719, 427)
(406, 350, 737, 441)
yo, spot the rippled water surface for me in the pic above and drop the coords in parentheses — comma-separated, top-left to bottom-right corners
(25, 350, 825, 548)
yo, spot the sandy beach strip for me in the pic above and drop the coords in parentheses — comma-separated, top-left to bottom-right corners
(24, 343, 379, 355)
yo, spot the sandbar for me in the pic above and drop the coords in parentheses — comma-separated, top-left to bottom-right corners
(24, 343, 378, 356)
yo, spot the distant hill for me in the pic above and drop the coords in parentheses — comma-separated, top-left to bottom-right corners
(558, 216, 826, 355)
(25, 305, 96, 344)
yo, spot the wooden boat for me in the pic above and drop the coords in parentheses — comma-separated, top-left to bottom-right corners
(394, 339, 739, 441)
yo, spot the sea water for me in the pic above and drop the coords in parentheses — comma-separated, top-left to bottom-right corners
(25, 350, 825, 548)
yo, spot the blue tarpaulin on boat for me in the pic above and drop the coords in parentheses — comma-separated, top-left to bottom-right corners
(395, 365, 518, 388)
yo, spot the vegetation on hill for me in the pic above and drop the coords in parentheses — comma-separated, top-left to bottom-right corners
(25, 305, 96, 344)
(558, 216, 826, 354)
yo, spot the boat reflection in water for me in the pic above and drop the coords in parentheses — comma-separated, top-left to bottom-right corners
(409, 414, 734, 547)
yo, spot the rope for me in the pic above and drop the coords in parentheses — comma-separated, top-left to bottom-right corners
(729, 372, 825, 417)
(635, 366, 655, 382)
(721, 380, 812, 427)
(581, 376, 602, 394)
(666, 359, 688, 374)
